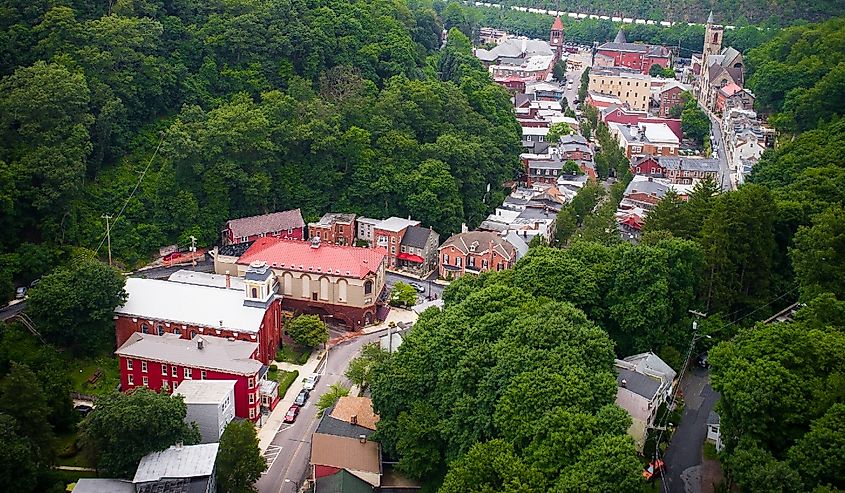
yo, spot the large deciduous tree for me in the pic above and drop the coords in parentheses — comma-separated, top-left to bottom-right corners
(285, 314, 328, 348)
(27, 258, 127, 355)
(790, 205, 845, 301)
(81, 388, 200, 477)
(216, 420, 266, 493)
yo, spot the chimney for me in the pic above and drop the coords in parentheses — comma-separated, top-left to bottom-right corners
(358, 434, 367, 444)
(351, 414, 358, 425)
(620, 379, 627, 388)
(175, 442, 183, 449)
(197, 337, 204, 350)
(225, 271, 231, 289)
(461, 223, 468, 233)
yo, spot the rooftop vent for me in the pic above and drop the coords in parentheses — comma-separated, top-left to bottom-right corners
(310, 236, 321, 249)
(358, 434, 367, 444)
(197, 337, 204, 350)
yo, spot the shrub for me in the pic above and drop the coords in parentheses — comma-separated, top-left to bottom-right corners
(277, 370, 299, 399)
(269, 364, 278, 372)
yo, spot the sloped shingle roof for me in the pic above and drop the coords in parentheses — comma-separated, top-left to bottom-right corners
(225, 209, 305, 239)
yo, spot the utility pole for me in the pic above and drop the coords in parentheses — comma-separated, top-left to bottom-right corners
(189, 235, 197, 269)
(101, 214, 113, 266)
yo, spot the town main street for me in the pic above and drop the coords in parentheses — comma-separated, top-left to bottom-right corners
(708, 114, 733, 191)
(256, 329, 385, 493)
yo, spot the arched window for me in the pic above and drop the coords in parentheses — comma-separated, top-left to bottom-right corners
(251, 287, 258, 298)
(364, 280, 373, 295)
(320, 277, 329, 301)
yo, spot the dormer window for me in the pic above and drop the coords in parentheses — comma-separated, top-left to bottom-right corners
(469, 241, 479, 253)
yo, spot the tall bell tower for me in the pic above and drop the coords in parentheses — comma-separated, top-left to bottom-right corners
(703, 11, 723, 59)
(549, 1, 564, 63)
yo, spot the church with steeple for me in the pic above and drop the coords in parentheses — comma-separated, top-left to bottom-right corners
(695, 11, 746, 111)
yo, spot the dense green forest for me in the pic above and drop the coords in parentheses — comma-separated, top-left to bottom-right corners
(464, 0, 843, 24)
(0, 0, 520, 296)
(446, 3, 777, 57)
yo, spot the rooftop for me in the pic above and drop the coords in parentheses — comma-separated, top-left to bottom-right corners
(613, 122, 679, 145)
(237, 237, 386, 279)
(315, 469, 373, 493)
(116, 278, 268, 333)
(115, 333, 262, 376)
(217, 241, 254, 258)
(72, 479, 136, 493)
(133, 443, 219, 484)
(330, 396, 380, 431)
(598, 40, 670, 57)
(168, 270, 245, 291)
(616, 367, 662, 400)
(658, 157, 720, 172)
(622, 352, 677, 383)
(225, 209, 304, 239)
(475, 38, 553, 62)
(310, 212, 357, 227)
(174, 380, 236, 405)
(374, 217, 420, 233)
(400, 225, 435, 249)
(439, 231, 517, 261)
(316, 410, 376, 439)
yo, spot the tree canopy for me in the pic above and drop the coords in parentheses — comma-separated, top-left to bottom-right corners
(370, 283, 642, 490)
(216, 421, 266, 493)
(286, 314, 328, 348)
(81, 388, 200, 477)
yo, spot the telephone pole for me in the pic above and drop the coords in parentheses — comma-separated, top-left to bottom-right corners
(101, 214, 113, 266)
(189, 235, 197, 269)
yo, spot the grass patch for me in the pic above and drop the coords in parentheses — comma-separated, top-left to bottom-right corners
(277, 369, 299, 399)
(275, 345, 312, 365)
(704, 442, 719, 460)
(68, 356, 120, 396)
(54, 429, 95, 469)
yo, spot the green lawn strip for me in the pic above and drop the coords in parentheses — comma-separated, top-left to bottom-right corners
(275, 345, 312, 365)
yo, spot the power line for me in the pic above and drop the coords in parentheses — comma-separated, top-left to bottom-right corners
(94, 132, 166, 256)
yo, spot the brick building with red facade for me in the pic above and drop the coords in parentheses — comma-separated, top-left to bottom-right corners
(438, 231, 517, 279)
(222, 208, 305, 245)
(114, 263, 281, 364)
(116, 332, 270, 421)
(308, 213, 357, 246)
(596, 29, 671, 74)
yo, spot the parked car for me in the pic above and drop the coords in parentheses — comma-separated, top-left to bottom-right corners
(302, 374, 320, 391)
(283, 405, 300, 423)
(642, 459, 664, 480)
(15, 287, 26, 299)
(410, 282, 426, 293)
(294, 389, 309, 406)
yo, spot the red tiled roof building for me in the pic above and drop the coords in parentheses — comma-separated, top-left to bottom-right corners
(216, 237, 388, 329)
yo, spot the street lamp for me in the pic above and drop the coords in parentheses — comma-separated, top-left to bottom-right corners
(284, 478, 299, 491)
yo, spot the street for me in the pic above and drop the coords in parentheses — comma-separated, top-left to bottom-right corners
(385, 271, 444, 302)
(663, 367, 719, 493)
(255, 330, 384, 493)
(564, 50, 591, 109)
(706, 110, 733, 191)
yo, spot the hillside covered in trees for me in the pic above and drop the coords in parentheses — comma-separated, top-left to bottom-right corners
(476, 0, 843, 25)
(0, 0, 521, 296)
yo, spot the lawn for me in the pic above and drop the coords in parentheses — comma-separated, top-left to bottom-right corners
(68, 355, 120, 396)
(275, 345, 312, 365)
(54, 429, 95, 469)
(704, 442, 719, 460)
(267, 367, 299, 399)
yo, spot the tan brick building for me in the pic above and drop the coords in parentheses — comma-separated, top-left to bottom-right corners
(588, 68, 652, 111)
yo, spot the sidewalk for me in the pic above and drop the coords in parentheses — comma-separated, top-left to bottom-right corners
(257, 351, 324, 453)
(361, 307, 418, 334)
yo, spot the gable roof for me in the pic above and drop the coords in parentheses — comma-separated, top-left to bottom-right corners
(616, 367, 662, 400)
(400, 225, 435, 249)
(622, 352, 677, 382)
(614, 28, 627, 43)
(225, 209, 304, 238)
(115, 333, 261, 375)
(316, 469, 374, 493)
(116, 278, 267, 333)
(658, 157, 720, 173)
(133, 444, 219, 484)
(72, 479, 136, 493)
(238, 237, 386, 279)
(438, 231, 516, 261)
(330, 396, 380, 431)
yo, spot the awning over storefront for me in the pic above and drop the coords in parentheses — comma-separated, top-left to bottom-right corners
(396, 252, 424, 263)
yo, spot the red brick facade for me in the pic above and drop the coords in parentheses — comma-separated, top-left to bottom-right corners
(114, 298, 282, 365)
(308, 222, 355, 246)
(631, 156, 665, 176)
(281, 296, 378, 330)
(595, 48, 670, 74)
(659, 86, 685, 117)
(119, 355, 261, 420)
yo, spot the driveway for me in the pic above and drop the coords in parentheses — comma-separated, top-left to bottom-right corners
(663, 367, 719, 493)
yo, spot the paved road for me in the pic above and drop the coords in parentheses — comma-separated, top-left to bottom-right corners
(663, 367, 719, 493)
(0, 301, 26, 321)
(385, 271, 444, 302)
(130, 258, 214, 280)
(564, 51, 591, 109)
(256, 330, 384, 493)
(706, 111, 733, 191)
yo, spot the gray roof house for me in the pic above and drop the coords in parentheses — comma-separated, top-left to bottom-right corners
(614, 352, 676, 452)
(134, 443, 219, 493)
